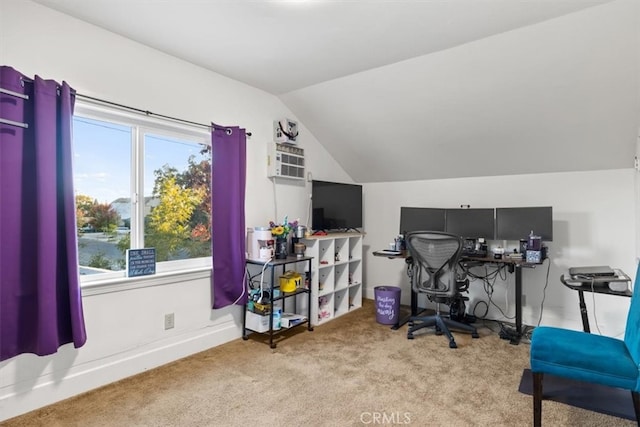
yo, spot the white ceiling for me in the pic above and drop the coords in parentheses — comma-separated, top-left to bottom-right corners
(32, 0, 639, 183)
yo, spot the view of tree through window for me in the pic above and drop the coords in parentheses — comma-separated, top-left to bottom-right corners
(73, 114, 211, 278)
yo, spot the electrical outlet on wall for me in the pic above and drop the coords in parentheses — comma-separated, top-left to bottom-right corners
(164, 313, 175, 330)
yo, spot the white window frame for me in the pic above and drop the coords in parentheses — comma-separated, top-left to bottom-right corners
(74, 101, 212, 287)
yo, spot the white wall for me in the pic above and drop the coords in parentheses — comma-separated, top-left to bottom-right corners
(0, 0, 352, 421)
(363, 169, 637, 337)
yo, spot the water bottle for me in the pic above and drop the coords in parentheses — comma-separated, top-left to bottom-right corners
(273, 309, 281, 330)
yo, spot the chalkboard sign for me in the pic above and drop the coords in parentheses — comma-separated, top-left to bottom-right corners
(126, 248, 156, 277)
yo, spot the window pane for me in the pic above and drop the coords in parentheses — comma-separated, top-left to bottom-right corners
(73, 116, 131, 275)
(144, 133, 211, 262)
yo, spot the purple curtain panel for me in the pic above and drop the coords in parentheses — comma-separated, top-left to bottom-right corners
(0, 66, 86, 361)
(211, 124, 247, 308)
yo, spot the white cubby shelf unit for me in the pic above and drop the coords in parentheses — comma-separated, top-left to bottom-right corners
(301, 233, 363, 325)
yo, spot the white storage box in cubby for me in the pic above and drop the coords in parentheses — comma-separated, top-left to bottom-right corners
(301, 233, 364, 325)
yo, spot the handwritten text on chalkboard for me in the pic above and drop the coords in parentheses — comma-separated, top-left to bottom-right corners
(127, 248, 156, 277)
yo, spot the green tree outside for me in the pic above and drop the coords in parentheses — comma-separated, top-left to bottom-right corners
(146, 174, 204, 261)
(83, 147, 212, 270)
(141, 148, 211, 262)
(90, 202, 120, 233)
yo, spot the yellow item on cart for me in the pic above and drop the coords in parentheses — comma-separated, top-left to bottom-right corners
(279, 271, 302, 293)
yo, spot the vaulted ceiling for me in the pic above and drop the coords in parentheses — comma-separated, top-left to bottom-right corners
(33, 0, 640, 182)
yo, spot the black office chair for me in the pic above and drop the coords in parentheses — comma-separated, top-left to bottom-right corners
(405, 231, 479, 348)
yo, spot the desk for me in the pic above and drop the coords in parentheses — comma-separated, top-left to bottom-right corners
(373, 250, 540, 344)
(560, 270, 631, 333)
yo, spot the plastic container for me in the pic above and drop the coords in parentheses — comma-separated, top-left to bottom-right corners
(374, 286, 401, 325)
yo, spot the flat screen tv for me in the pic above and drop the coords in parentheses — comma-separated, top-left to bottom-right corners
(445, 208, 495, 240)
(399, 207, 446, 234)
(495, 206, 553, 241)
(311, 180, 363, 231)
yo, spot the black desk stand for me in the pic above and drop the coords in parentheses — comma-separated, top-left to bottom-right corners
(373, 250, 536, 345)
(464, 256, 537, 345)
(560, 270, 631, 333)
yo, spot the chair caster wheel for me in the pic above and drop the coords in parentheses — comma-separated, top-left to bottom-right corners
(407, 334, 414, 340)
(435, 330, 443, 336)
(472, 332, 479, 339)
(449, 341, 457, 349)
(242, 336, 248, 341)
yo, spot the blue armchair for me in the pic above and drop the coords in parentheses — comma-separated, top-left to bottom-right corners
(530, 263, 640, 426)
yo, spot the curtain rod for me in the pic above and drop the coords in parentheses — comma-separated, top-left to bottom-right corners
(0, 117, 28, 129)
(0, 87, 29, 100)
(0, 87, 29, 128)
(75, 93, 252, 137)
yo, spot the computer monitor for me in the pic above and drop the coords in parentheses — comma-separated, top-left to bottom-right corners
(444, 208, 495, 240)
(399, 207, 446, 234)
(495, 206, 553, 241)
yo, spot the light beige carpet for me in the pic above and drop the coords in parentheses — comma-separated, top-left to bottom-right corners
(1, 300, 634, 426)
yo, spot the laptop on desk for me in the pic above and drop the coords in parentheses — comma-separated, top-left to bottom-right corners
(569, 266, 616, 279)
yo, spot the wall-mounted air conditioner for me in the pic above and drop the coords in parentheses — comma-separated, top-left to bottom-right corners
(267, 142, 305, 180)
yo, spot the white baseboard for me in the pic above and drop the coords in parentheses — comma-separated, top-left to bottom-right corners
(0, 322, 241, 422)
